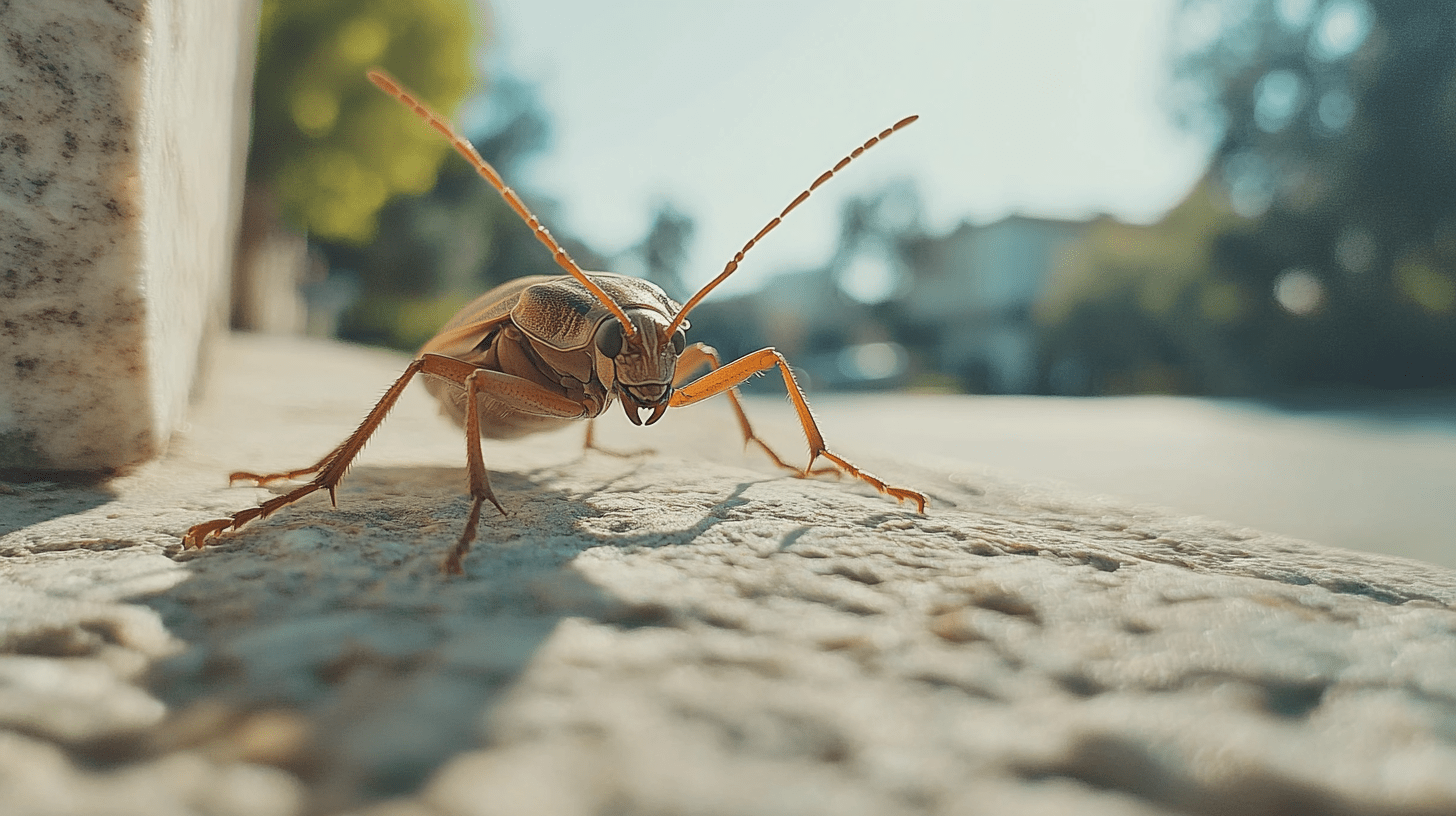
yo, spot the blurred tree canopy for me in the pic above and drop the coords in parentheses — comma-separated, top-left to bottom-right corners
(1042, 0, 1456, 394)
(250, 0, 479, 244)
(324, 73, 618, 350)
(628, 203, 695, 301)
(1036, 178, 1256, 394)
(1169, 0, 1456, 389)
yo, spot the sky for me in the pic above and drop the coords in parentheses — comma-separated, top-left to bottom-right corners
(466, 0, 1215, 297)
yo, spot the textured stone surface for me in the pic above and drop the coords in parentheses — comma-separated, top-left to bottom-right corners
(0, 0, 257, 472)
(2, 334, 1455, 815)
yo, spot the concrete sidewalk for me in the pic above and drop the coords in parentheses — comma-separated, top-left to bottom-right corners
(2, 333, 1455, 816)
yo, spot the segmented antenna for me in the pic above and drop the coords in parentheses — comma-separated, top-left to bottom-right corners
(367, 69, 638, 337)
(664, 115, 919, 336)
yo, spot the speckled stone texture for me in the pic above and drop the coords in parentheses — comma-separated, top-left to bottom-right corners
(2, 334, 1455, 816)
(0, 0, 257, 472)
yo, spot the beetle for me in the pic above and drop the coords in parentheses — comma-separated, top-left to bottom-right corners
(183, 68, 926, 574)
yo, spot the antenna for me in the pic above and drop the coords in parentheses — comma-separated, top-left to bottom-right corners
(367, 69, 638, 337)
(664, 115, 919, 336)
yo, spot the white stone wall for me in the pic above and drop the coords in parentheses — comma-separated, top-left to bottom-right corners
(0, 0, 258, 472)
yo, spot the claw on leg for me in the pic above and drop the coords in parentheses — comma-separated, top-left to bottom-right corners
(818, 451, 927, 513)
(182, 517, 235, 550)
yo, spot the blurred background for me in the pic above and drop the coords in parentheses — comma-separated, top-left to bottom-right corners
(234, 0, 1455, 565)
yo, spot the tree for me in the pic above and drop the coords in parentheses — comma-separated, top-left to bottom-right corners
(1171, 0, 1456, 388)
(250, 0, 480, 244)
(632, 204, 695, 301)
(1035, 178, 1257, 394)
(324, 71, 617, 351)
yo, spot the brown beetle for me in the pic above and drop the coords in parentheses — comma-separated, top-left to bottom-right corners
(183, 69, 926, 574)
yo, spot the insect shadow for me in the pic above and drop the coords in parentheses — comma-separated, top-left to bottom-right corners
(140, 461, 757, 809)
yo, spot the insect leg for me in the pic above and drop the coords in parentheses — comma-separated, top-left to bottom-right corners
(229, 460, 333, 486)
(430, 359, 591, 575)
(183, 355, 433, 548)
(581, 417, 652, 458)
(670, 348, 927, 512)
(230, 415, 373, 485)
(447, 368, 503, 576)
(674, 343, 834, 476)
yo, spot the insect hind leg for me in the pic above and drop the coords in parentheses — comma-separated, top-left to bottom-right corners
(229, 452, 337, 486)
(183, 356, 433, 550)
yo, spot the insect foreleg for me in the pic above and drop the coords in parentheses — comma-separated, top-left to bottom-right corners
(673, 343, 834, 477)
(449, 368, 501, 576)
(670, 348, 928, 513)
(428, 356, 592, 575)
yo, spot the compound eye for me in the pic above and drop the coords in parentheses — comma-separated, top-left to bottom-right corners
(670, 328, 687, 354)
(594, 317, 624, 358)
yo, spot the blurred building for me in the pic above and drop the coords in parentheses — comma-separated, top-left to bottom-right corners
(688, 213, 1092, 395)
(688, 263, 895, 393)
(899, 215, 1090, 393)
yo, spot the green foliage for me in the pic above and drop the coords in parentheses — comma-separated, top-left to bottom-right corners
(1169, 0, 1456, 388)
(1036, 178, 1259, 394)
(325, 90, 608, 351)
(250, 0, 478, 244)
(1042, 0, 1456, 394)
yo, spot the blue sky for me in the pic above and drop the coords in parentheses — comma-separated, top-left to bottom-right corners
(470, 0, 1214, 296)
